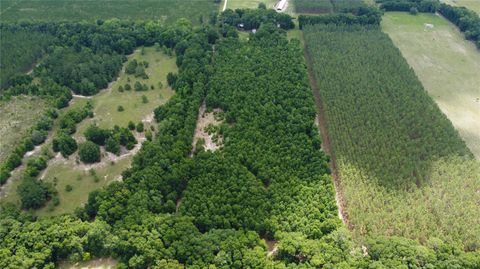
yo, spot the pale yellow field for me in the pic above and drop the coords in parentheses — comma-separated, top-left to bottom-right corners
(382, 12, 480, 159)
(442, 0, 480, 14)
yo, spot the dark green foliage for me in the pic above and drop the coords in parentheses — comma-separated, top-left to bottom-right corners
(52, 133, 78, 157)
(166, 72, 178, 87)
(378, 0, 439, 13)
(1, 15, 478, 269)
(0, 29, 53, 89)
(219, 8, 295, 30)
(30, 130, 46, 145)
(136, 122, 144, 132)
(294, 0, 334, 13)
(331, 0, 368, 12)
(78, 141, 101, 164)
(128, 121, 136, 130)
(124, 83, 132, 91)
(17, 177, 54, 209)
(65, 184, 73, 192)
(141, 95, 149, 104)
(105, 137, 121, 155)
(117, 105, 124, 112)
(299, 6, 382, 28)
(84, 124, 110, 145)
(0, 215, 113, 268)
(439, 4, 480, 48)
(39, 47, 123, 95)
(25, 157, 47, 177)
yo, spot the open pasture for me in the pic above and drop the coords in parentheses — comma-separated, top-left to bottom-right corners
(0, 0, 218, 24)
(46, 47, 175, 215)
(304, 24, 479, 248)
(442, 0, 480, 13)
(225, 0, 278, 10)
(382, 12, 480, 159)
(74, 46, 175, 136)
(1, 47, 176, 215)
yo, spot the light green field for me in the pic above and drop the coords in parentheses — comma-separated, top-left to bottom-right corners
(41, 47, 176, 216)
(1, 48, 177, 215)
(382, 12, 480, 159)
(226, 0, 278, 10)
(0, 96, 46, 163)
(0, 0, 218, 24)
(75, 46, 175, 137)
(442, 0, 480, 13)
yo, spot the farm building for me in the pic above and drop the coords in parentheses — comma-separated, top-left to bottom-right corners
(275, 0, 287, 11)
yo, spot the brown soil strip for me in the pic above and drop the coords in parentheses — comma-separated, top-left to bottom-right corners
(302, 33, 352, 230)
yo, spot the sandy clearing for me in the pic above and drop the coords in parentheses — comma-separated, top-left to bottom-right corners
(191, 101, 223, 155)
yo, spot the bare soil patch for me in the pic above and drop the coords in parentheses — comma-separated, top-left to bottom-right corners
(191, 101, 224, 154)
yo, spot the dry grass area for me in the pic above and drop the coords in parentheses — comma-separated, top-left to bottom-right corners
(382, 12, 480, 159)
(442, 0, 480, 13)
(0, 95, 46, 163)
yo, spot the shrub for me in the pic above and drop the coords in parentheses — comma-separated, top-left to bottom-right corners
(84, 124, 109, 145)
(124, 83, 132, 91)
(31, 130, 46, 145)
(65, 185, 73, 192)
(128, 121, 136, 130)
(17, 177, 54, 209)
(106, 137, 121, 155)
(141, 95, 148, 104)
(410, 7, 418, 15)
(117, 105, 124, 112)
(136, 122, 144, 132)
(78, 141, 101, 163)
(52, 133, 78, 157)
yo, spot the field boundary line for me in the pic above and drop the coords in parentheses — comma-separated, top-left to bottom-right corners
(302, 32, 352, 229)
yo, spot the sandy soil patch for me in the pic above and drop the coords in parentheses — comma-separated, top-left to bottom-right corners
(191, 101, 224, 154)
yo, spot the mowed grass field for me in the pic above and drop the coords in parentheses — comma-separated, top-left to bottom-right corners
(0, 96, 46, 163)
(382, 12, 480, 159)
(1, 48, 176, 216)
(442, 0, 480, 13)
(226, 0, 278, 10)
(0, 0, 218, 24)
(75, 46, 175, 136)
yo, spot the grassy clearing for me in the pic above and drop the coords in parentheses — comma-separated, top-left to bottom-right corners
(0, 96, 46, 163)
(1, 48, 176, 216)
(40, 47, 176, 216)
(0, 0, 218, 24)
(226, 0, 278, 10)
(75, 47, 175, 138)
(382, 12, 480, 159)
(443, 0, 480, 13)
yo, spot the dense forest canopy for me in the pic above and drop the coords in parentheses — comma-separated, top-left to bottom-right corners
(0, 2, 479, 268)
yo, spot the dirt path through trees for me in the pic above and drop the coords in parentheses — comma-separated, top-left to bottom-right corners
(303, 36, 351, 229)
